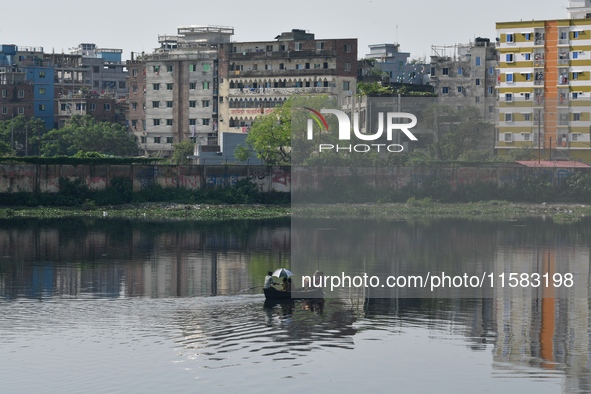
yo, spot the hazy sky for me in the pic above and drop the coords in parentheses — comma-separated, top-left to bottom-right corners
(0, 0, 566, 61)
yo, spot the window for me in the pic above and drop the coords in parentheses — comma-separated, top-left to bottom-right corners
(18, 90, 24, 98)
(203, 64, 210, 72)
(323, 62, 328, 69)
(488, 67, 494, 75)
(506, 33, 514, 43)
(153, 65, 160, 73)
(1, 90, 6, 98)
(90, 103, 96, 111)
(504, 133, 512, 142)
(38, 104, 45, 111)
(133, 86, 138, 93)
(574, 31, 580, 39)
(166, 119, 173, 126)
(119, 81, 126, 89)
(458, 67, 463, 75)
(153, 119, 160, 126)
(505, 93, 513, 102)
(316, 42, 325, 50)
(457, 86, 463, 93)
(202, 118, 210, 126)
(202, 100, 210, 107)
(573, 92, 579, 100)
(166, 83, 173, 90)
(442, 68, 449, 75)
(1, 107, 6, 114)
(189, 82, 197, 90)
(488, 86, 494, 94)
(153, 83, 160, 90)
(505, 113, 513, 122)
(93, 66, 100, 73)
(523, 133, 531, 141)
(18, 106, 24, 114)
(190, 137, 197, 143)
(305, 63, 310, 69)
(525, 73, 532, 81)
(505, 73, 513, 83)
(279, 63, 285, 70)
(75, 103, 85, 111)
(166, 137, 173, 144)
(476, 78, 481, 85)
(525, 33, 532, 41)
(524, 93, 531, 100)
(189, 64, 196, 72)
(152, 101, 160, 108)
(202, 82, 210, 89)
(475, 96, 480, 103)
(266, 45, 273, 52)
(166, 101, 173, 108)
(132, 120, 138, 128)
(573, 72, 579, 80)
(104, 103, 111, 111)
(295, 64, 303, 70)
(189, 119, 196, 126)
(265, 64, 272, 70)
(574, 113, 581, 121)
(295, 42, 302, 51)
(140, 136, 146, 143)
(39, 88, 45, 95)
(573, 52, 579, 59)
(476, 56, 481, 66)
(344, 63, 351, 71)
(167, 64, 173, 73)
(572, 133, 579, 141)
(39, 71, 45, 78)
(442, 87, 449, 94)
(60, 103, 67, 111)
(154, 137, 161, 143)
(314, 63, 321, 69)
(343, 81, 350, 91)
(524, 113, 531, 121)
(524, 53, 531, 61)
(344, 44, 352, 53)
(132, 69, 138, 77)
(189, 100, 197, 108)
(506, 54, 514, 63)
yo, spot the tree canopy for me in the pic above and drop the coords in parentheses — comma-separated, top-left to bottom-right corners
(0, 116, 48, 156)
(41, 115, 139, 157)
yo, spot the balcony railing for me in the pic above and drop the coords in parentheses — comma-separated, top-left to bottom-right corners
(229, 86, 333, 96)
(558, 38, 569, 45)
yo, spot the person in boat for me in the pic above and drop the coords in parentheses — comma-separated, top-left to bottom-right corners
(281, 277, 288, 291)
(264, 271, 278, 289)
(286, 278, 293, 292)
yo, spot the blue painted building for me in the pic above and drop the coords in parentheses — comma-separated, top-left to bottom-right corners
(26, 66, 54, 129)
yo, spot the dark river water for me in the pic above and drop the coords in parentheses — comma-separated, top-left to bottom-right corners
(0, 217, 590, 393)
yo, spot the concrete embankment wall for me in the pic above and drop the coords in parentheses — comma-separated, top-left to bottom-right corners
(0, 164, 588, 194)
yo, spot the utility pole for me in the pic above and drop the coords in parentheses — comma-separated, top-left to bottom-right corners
(537, 108, 542, 163)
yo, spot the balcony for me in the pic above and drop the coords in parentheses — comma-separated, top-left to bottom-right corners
(229, 86, 334, 96)
(229, 68, 337, 78)
(227, 49, 337, 61)
(558, 38, 569, 45)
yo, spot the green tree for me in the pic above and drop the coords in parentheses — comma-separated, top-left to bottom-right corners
(41, 115, 138, 157)
(423, 105, 493, 161)
(0, 116, 48, 156)
(171, 141, 195, 164)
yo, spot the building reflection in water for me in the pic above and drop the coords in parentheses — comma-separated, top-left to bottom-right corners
(0, 217, 590, 391)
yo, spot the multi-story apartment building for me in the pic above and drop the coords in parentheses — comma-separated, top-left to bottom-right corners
(429, 38, 498, 124)
(69, 43, 128, 99)
(217, 29, 357, 133)
(0, 45, 54, 129)
(496, 4, 591, 162)
(363, 43, 429, 85)
(130, 26, 233, 157)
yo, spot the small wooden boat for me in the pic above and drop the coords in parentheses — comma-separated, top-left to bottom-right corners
(263, 287, 323, 300)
